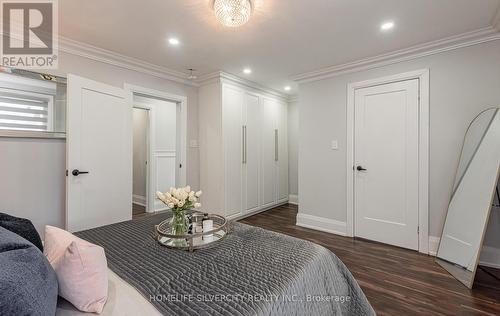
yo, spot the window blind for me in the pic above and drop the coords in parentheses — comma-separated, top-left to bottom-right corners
(0, 90, 52, 131)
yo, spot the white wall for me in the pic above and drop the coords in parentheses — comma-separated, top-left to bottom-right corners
(0, 138, 66, 235)
(0, 51, 199, 236)
(298, 39, 500, 239)
(132, 108, 148, 200)
(288, 99, 299, 197)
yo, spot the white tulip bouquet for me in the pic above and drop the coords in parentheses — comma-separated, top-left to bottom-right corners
(156, 186, 202, 211)
(156, 186, 202, 236)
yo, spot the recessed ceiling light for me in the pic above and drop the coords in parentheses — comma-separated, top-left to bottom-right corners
(243, 68, 252, 74)
(380, 21, 395, 31)
(168, 38, 180, 46)
(284, 86, 291, 91)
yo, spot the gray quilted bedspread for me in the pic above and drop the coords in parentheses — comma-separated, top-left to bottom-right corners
(76, 213, 375, 316)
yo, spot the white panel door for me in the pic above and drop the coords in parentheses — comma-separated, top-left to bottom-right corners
(243, 92, 261, 214)
(277, 101, 289, 202)
(261, 97, 278, 208)
(354, 79, 419, 250)
(223, 85, 243, 218)
(66, 74, 131, 232)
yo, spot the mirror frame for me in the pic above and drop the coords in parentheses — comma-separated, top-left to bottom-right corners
(435, 107, 500, 288)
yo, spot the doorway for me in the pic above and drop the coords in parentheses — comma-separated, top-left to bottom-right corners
(131, 92, 184, 215)
(125, 84, 188, 214)
(346, 69, 430, 254)
(132, 107, 150, 217)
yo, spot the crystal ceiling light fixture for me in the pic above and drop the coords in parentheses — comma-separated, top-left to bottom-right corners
(211, 0, 253, 28)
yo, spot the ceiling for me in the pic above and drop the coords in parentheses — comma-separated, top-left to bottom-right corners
(59, 0, 500, 93)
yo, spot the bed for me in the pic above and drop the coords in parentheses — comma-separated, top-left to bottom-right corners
(59, 213, 374, 316)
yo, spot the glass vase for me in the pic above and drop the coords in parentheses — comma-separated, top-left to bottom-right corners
(170, 208, 188, 236)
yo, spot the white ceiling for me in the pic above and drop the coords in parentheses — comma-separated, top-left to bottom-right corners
(59, 0, 500, 93)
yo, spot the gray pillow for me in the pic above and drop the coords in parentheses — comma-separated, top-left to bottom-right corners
(0, 212, 43, 252)
(0, 226, 58, 316)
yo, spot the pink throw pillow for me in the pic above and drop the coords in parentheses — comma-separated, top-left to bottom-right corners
(44, 225, 86, 263)
(44, 226, 108, 313)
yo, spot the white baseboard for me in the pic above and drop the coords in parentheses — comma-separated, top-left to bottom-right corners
(288, 194, 299, 205)
(479, 246, 500, 269)
(428, 236, 441, 256)
(229, 201, 289, 221)
(296, 213, 347, 236)
(132, 194, 146, 207)
(428, 237, 500, 268)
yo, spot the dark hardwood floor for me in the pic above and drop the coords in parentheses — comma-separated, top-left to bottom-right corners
(240, 204, 500, 316)
(132, 203, 146, 217)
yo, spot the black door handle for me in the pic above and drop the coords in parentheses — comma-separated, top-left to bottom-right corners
(72, 169, 89, 176)
(356, 166, 367, 171)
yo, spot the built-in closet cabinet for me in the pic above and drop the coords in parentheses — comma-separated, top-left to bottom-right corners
(242, 92, 261, 214)
(199, 75, 288, 220)
(222, 85, 244, 218)
(261, 97, 288, 207)
(222, 85, 261, 218)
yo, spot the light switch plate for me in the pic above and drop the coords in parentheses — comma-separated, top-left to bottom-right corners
(331, 140, 338, 150)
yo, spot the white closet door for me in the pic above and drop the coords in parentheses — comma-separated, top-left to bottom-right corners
(277, 101, 289, 202)
(66, 74, 131, 232)
(223, 85, 243, 218)
(261, 97, 278, 207)
(243, 92, 261, 213)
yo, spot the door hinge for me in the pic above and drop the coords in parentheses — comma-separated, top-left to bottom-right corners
(179, 163, 182, 168)
(417, 226, 420, 234)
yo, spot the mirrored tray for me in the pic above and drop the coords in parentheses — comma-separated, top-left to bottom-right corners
(154, 212, 229, 252)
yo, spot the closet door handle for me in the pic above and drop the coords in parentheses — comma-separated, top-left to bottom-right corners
(244, 125, 247, 164)
(242, 125, 245, 164)
(274, 129, 278, 161)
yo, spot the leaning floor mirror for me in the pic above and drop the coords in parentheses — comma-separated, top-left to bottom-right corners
(436, 107, 500, 288)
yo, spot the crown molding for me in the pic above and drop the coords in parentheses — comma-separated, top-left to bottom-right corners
(58, 37, 295, 100)
(197, 71, 291, 101)
(195, 71, 223, 85)
(58, 36, 197, 86)
(292, 26, 500, 84)
(58, 37, 293, 99)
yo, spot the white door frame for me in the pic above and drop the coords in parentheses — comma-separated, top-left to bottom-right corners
(346, 69, 430, 254)
(132, 105, 151, 212)
(124, 83, 188, 213)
